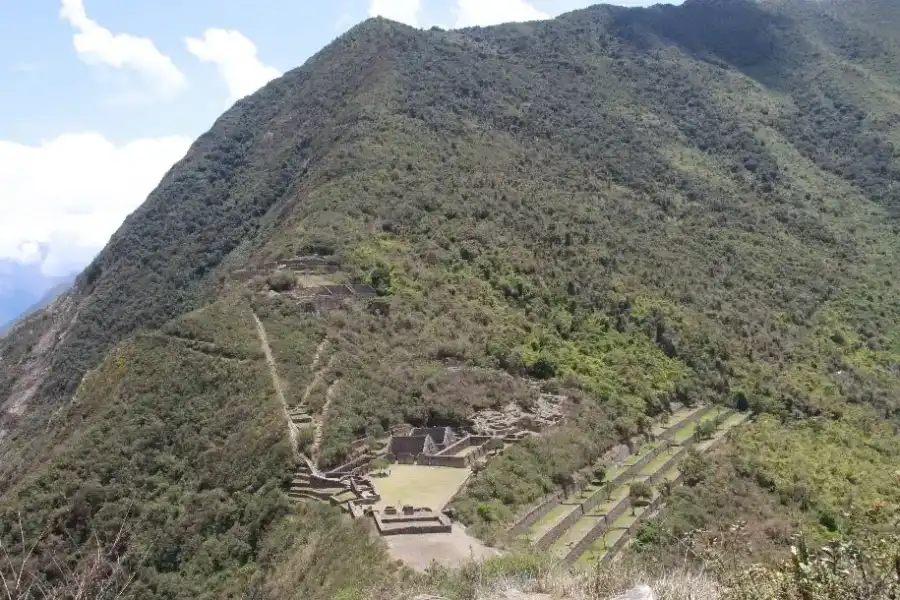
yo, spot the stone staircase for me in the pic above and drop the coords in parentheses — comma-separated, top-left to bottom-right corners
(289, 406, 313, 427)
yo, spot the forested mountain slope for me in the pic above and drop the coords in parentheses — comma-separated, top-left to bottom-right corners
(1, 0, 899, 597)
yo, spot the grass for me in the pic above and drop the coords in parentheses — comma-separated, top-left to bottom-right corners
(624, 442, 660, 466)
(673, 422, 699, 444)
(332, 490, 358, 503)
(587, 486, 631, 516)
(652, 405, 705, 436)
(373, 464, 472, 510)
(549, 515, 604, 557)
(639, 448, 680, 477)
(605, 464, 627, 482)
(579, 528, 628, 565)
(524, 503, 581, 541)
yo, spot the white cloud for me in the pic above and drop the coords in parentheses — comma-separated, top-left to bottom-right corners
(186, 29, 281, 104)
(454, 0, 549, 27)
(368, 0, 421, 27)
(0, 133, 191, 276)
(59, 0, 186, 99)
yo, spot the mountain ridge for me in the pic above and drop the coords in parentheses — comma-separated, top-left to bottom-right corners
(1, 1, 900, 598)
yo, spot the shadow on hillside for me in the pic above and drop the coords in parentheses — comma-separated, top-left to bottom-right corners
(608, 0, 806, 93)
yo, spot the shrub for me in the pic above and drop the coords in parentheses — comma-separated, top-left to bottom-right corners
(630, 481, 654, 506)
(267, 270, 296, 292)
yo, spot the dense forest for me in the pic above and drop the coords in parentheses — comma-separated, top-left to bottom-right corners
(1, 0, 899, 598)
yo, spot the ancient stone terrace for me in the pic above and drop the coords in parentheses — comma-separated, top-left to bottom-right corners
(471, 393, 565, 440)
(288, 456, 381, 511)
(373, 506, 452, 536)
(287, 283, 377, 311)
(232, 255, 341, 279)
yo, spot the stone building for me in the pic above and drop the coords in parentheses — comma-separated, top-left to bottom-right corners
(387, 426, 457, 460)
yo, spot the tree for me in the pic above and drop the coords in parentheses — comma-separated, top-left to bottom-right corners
(681, 448, 708, 486)
(629, 481, 653, 514)
(695, 419, 717, 441)
(266, 270, 295, 292)
(552, 472, 576, 496)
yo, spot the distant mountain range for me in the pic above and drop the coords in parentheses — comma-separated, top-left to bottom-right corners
(0, 260, 76, 333)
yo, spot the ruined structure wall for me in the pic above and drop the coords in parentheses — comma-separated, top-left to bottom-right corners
(417, 454, 468, 468)
(563, 495, 631, 563)
(327, 453, 374, 476)
(436, 435, 474, 456)
(535, 504, 584, 551)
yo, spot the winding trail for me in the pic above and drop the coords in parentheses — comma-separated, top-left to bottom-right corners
(310, 338, 328, 371)
(301, 349, 329, 405)
(311, 378, 338, 465)
(252, 311, 299, 459)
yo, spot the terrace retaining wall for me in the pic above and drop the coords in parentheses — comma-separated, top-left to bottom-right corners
(535, 504, 584, 551)
(563, 495, 631, 564)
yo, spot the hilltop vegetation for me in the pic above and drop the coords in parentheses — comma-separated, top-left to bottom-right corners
(2, 0, 900, 597)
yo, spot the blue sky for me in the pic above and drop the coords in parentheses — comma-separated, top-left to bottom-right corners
(0, 0, 675, 277)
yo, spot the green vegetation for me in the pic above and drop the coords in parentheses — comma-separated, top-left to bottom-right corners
(2, 0, 900, 596)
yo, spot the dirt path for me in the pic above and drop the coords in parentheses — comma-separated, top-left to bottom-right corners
(252, 312, 299, 459)
(310, 338, 328, 371)
(301, 354, 329, 405)
(310, 378, 338, 465)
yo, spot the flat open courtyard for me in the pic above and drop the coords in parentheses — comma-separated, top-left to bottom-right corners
(373, 464, 471, 510)
(385, 524, 502, 571)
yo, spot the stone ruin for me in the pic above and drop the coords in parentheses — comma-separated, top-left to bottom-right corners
(232, 255, 341, 279)
(289, 456, 381, 512)
(372, 505, 452, 536)
(471, 393, 565, 441)
(291, 389, 567, 537)
(233, 254, 377, 313)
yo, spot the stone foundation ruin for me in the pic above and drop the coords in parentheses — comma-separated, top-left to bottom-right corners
(373, 506, 452, 535)
(471, 393, 565, 440)
(290, 382, 569, 538)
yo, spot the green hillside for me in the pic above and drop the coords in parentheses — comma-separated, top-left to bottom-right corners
(1, 0, 899, 597)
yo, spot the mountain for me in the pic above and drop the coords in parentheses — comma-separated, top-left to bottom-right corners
(0, 260, 75, 333)
(2, 0, 900, 598)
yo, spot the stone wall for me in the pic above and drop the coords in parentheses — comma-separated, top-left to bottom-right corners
(509, 491, 567, 537)
(436, 435, 493, 457)
(563, 493, 631, 564)
(417, 454, 468, 468)
(508, 476, 595, 537)
(373, 511, 453, 535)
(535, 504, 583, 551)
(659, 407, 711, 442)
(326, 453, 373, 476)
(509, 424, 688, 538)
(598, 474, 687, 566)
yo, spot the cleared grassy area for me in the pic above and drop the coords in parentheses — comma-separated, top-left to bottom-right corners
(373, 465, 471, 511)
(604, 464, 627, 482)
(524, 503, 576, 540)
(696, 411, 750, 451)
(660, 465, 681, 483)
(571, 485, 602, 503)
(333, 490, 357, 503)
(586, 486, 629, 516)
(549, 515, 604, 557)
(578, 528, 626, 565)
(623, 442, 659, 466)
(721, 411, 751, 428)
(650, 405, 703, 436)
(672, 421, 698, 444)
(638, 447, 679, 477)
